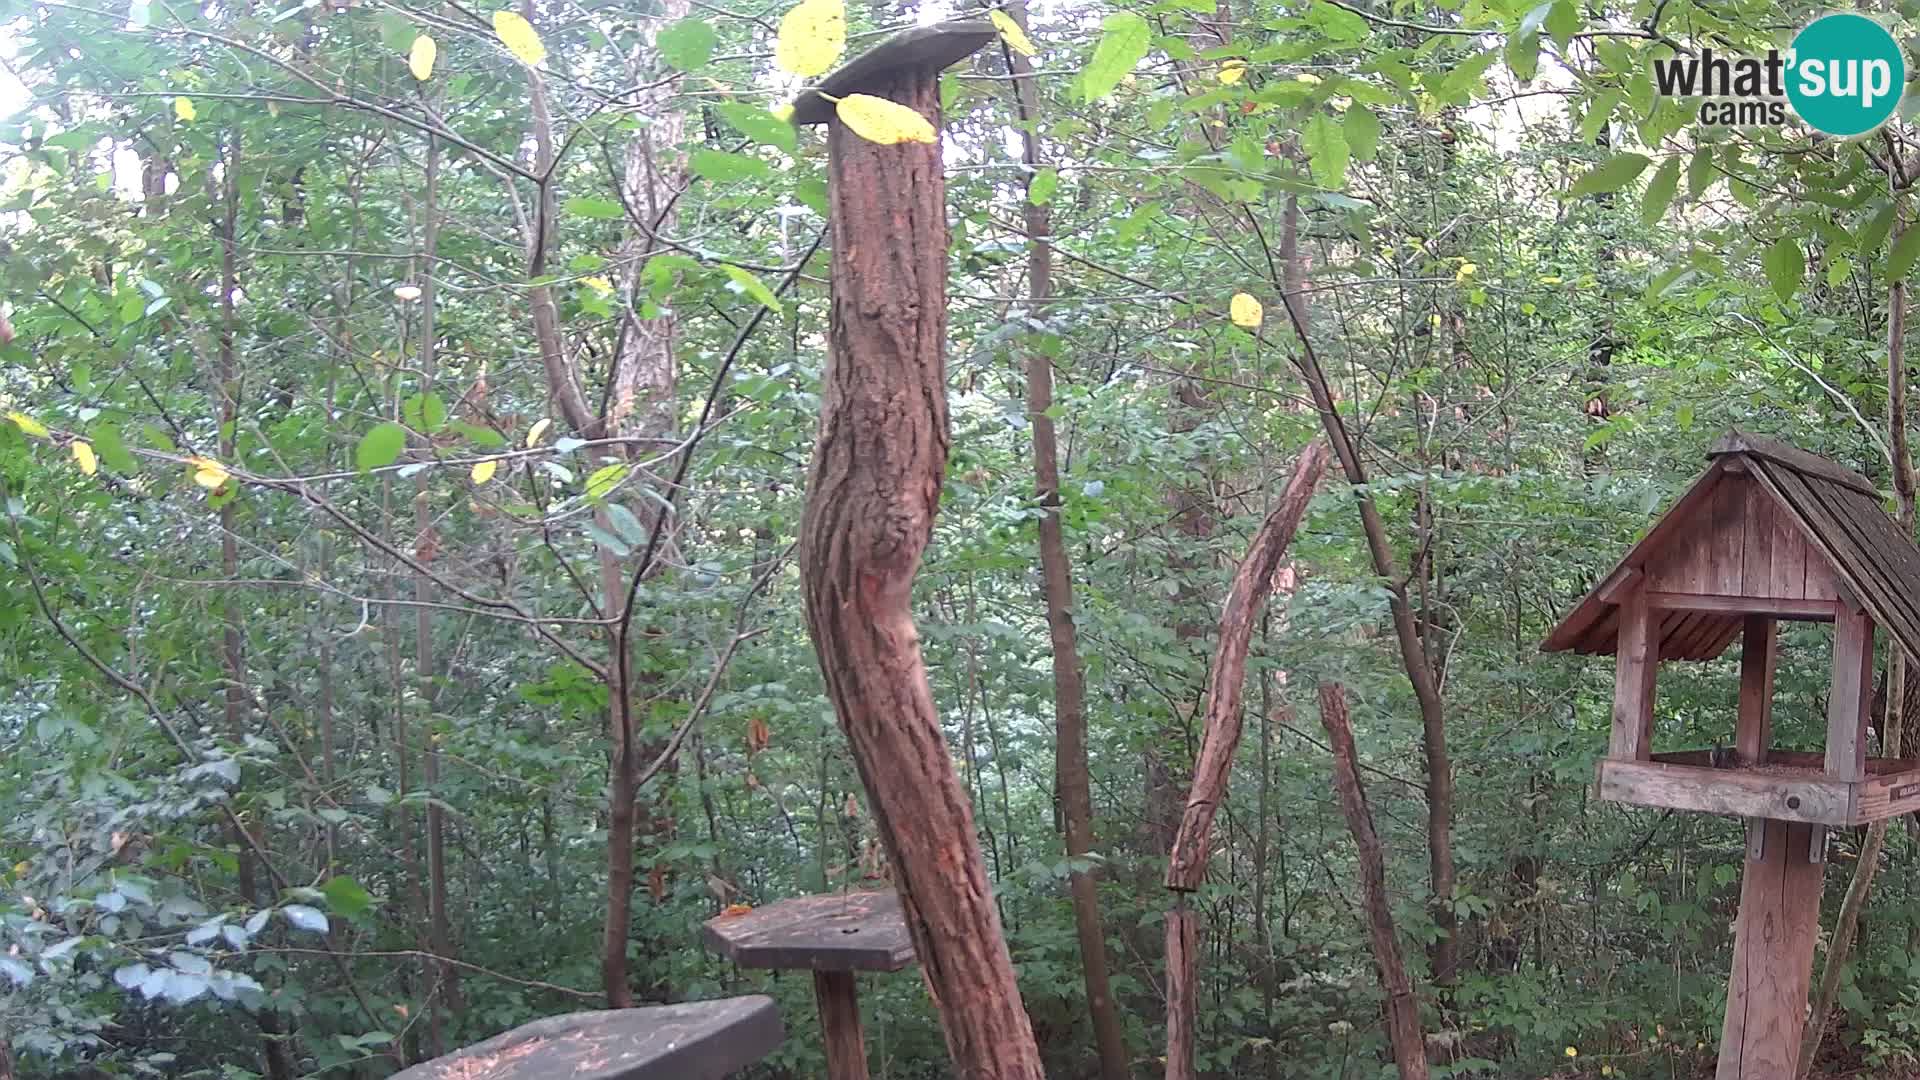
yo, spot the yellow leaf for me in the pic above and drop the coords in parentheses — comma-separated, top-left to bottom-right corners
(187, 456, 230, 489)
(71, 440, 97, 476)
(525, 417, 551, 447)
(1454, 262, 1477, 282)
(582, 275, 613, 294)
(1219, 59, 1247, 84)
(1230, 292, 1263, 329)
(774, 0, 845, 77)
(10, 861, 26, 876)
(409, 34, 437, 81)
(173, 97, 196, 122)
(989, 10, 1036, 57)
(835, 94, 935, 146)
(6, 411, 49, 438)
(492, 10, 547, 67)
(771, 102, 796, 123)
(471, 458, 498, 485)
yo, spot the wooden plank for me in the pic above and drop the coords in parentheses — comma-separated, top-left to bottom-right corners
(1716, 819, 1825, 1079)
(1740, 490, 1776, 596)
(1710, 474, 1747, 595)
(392, 997, 785, 1080)
(1611, 590, 1658, 760)
(1737, 617, 1776, 764)
(1851, 766, 1920, 823)
(792, 22, 997, 124)
(1827, 607, 1875, 781)
(1769, 467, 1920, 659)
(704, 892, 916, 973)
(1769, 487, 1808, 600)
(1596, 760, 1853, 826)
(1643, 593, 1836, 619)
(1657, 611, 1699, 661)
(1699, 621, 1747, 661)
(813, 972, 870, 1080)
(1709, 432, 1880, 496)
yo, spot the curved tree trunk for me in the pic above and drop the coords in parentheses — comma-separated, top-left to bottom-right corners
(798, 64, 1043, 1080)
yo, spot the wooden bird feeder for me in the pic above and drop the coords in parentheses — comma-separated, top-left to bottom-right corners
(1543, 431, 1920, 1077)
(704, 892, 915, 1080)
(389, 995, 783, 1080)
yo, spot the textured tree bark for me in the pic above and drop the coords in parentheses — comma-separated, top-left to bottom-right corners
(798, 64, 1043, 1080)
(1161, 441, 1326, 1079)
(1003, 5, 1127, 1074)
(1318, 683, 1430, 1080)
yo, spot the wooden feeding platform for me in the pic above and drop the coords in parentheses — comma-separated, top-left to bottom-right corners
(705, 891, 915, 1080)
(389, 995, 782, 1080)
(1544, 431, 1920, 1079)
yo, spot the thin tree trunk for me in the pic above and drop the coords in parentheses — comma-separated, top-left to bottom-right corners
(1318, 682, 1430, 1080)
(1279, 193, 1457, 985)
(1162, 441, 1328, 1080)
(1798, 222, 1915, 1078)
(1004, 7, 1126, 1075)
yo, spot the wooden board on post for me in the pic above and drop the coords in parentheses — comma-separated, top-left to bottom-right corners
(390, 998, 784, 1080)
(792, 21, 1045, 1080)
(1718, 819, 1824, 1079)
(1611, 587, 1657, 760)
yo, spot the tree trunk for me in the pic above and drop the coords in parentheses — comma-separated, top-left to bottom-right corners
(1004, 7, 1127, 1076)
(1162, 441, 1327, 1080)
(1318, 682, 1430, 1080)
(798, 63, 1043, 1079)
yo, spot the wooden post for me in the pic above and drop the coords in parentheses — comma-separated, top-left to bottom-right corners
(793, 22, 1045, 1079)
(813, 972, 869, 1080)
(1610, 588, 1658, 760)
(1736, 616, 1776, 764)
(1827, 605, 1875, 781)
(1717, 819, 1824, 1079)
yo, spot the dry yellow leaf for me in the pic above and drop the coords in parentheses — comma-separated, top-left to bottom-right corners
(1230, 292, 1263, 329)
(409, 35, 437, 81)
(471, 458, 498, 485)
(989, 10, 1036, 57)
(492, 10, 547, 67)
(187, 456, 230, 489)
(71, 441, 97, 476)
(173, 97, 196, 122)
(774, 0, 844, 77)
(6, 411, 49, 438)
(835, 93, 935, 146)
(1219, 59, 1247, 84)
(582, 275, 613, 294)
(525, 417, 551, 447)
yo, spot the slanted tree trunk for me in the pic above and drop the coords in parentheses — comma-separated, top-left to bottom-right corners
(1002, 6, 1126, 1075)
(1318, 682, 1430, 1080)
(798, 61, 1043, 1079)
(1161, 441, 1328, 1080)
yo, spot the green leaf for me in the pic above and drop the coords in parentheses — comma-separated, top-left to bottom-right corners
(92, 424, 137, 473)
(1344, 106, 1381, 162)
(402, 393, 447, 433)
(690, 149, 773, 184)
(281, 904, 329, 935)
(1545, 0, 1580, 46)
(1437, 50, 1499, 104)
(453, 421, 506, 448)
(319, 876, 373, 918)
(605, 502, 647, 545)
(584, 523, 631, 555)
(1640, 157, 1679, 226)
(1888, 226, 1920, 281)
(1686, 145, 1715, 199)
(355, 422, 407, 473)
(655, 18, 716, 70)
(716, 101, 798, 154)
(1859, 203, 1897, 256)
(1568, 152, 1649, 199)
(1029, 167, 1059, 205)
(1762, 237, 1803, 302)
(1305, 0, 1369, 41)
(796, 178, 829, 216)
(723, 265, 782, 312)
(565, 196, 625, 220)
(1302, 112, 1349, 188)
(585, 463, 629, 502)
(1078, 13, 1150, 103)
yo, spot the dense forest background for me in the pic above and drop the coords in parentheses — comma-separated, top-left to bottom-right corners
(3, 0, 1920, 1075)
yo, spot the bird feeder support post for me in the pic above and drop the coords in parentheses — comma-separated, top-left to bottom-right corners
(813, 971, 869, 1080)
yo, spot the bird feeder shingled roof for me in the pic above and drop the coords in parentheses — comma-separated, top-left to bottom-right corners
(1541, 431, 1920, 665)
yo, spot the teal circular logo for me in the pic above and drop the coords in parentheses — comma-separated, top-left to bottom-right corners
(1787, 13, 1906, 137)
